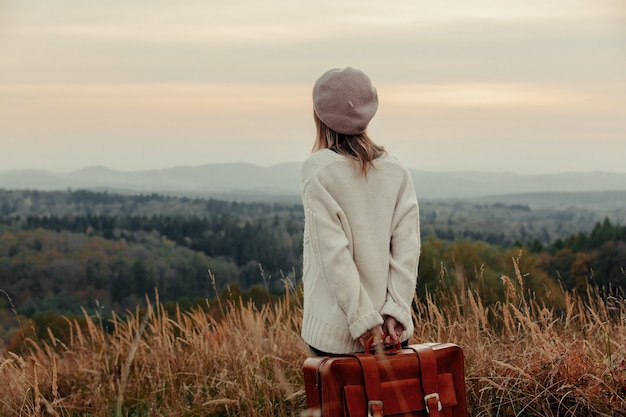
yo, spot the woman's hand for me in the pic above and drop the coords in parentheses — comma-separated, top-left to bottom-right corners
(382, 316, 404, 346)
(357, 325, 384, 350)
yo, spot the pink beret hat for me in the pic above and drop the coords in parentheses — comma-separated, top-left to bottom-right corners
(312, 67, 378, 135)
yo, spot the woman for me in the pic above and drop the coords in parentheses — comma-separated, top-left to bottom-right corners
(301, 67, 421, 355)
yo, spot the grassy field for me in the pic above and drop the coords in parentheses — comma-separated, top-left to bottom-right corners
(1, 263, 625, 417)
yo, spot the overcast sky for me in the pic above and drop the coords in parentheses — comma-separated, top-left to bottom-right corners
(1, 0, 625, 174)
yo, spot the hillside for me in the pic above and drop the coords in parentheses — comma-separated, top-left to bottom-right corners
(2, 163, 626, 201)
(1, 189, 625, 323)
(2, 189, 625, 245)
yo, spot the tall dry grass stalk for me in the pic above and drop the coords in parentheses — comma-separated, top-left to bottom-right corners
(1, 260, 625, 416)
(415, 258, 626, 416)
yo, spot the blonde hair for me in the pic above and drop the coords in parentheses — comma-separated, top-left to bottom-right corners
(313, 111, 386, 176)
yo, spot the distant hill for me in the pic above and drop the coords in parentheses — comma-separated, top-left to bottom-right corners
(1, 163, 626, 201)
(410, 170, 626, 200)
(465, 190, 626, 212)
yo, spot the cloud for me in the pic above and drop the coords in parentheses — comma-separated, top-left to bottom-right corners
(2, 81, 622, 135)
(1, 0, 624, 84)
(1, 0, 624, 173)
(380, 83, 605, 109)
(0, 83, 310, 134)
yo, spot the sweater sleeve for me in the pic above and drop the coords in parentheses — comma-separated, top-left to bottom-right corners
(304, 183, 383, 340)
(380, 175, 420, 332)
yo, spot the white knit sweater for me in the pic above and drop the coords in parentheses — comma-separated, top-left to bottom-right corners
(300, 149, 420, 354)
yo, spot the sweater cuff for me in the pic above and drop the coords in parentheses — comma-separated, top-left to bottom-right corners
(380, 301, 411, 332)
(348, 311, 383, 340)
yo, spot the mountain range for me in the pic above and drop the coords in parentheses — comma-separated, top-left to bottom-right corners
(1, 163, 626, 202)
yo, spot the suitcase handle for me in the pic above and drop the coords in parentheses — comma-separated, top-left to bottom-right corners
(364, 332, 402, 354)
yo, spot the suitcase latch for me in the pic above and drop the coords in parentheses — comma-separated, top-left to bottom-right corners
(424, 393, 443, 413)
(367, 400, 383, 417)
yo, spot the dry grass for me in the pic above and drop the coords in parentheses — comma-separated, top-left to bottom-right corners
(416, 261, 626, 417)
(1, 261, 625, 416)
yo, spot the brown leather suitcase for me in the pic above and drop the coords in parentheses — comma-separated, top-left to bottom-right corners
(302, 343, 468, 417)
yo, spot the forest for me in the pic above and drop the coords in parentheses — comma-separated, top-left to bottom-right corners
(1, 188, 625, 348)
